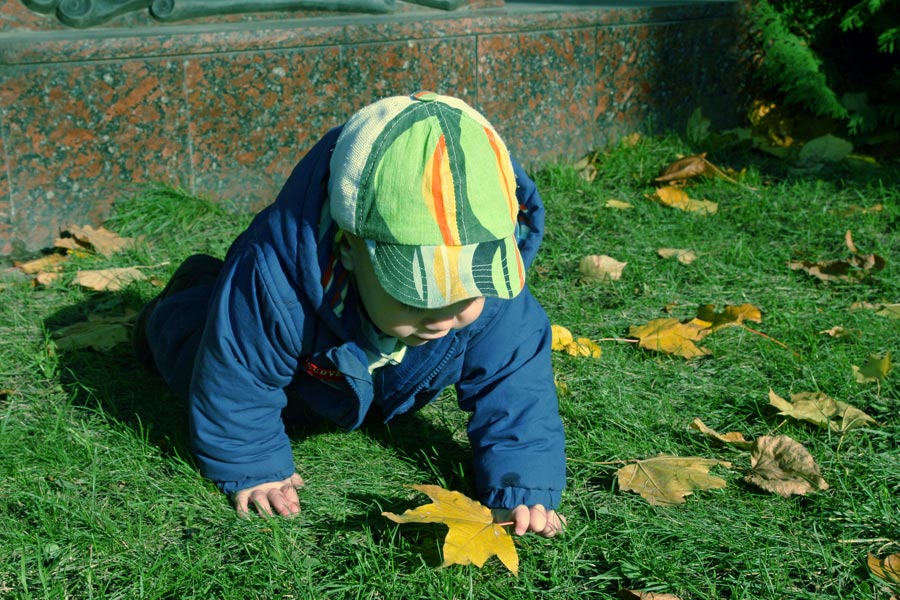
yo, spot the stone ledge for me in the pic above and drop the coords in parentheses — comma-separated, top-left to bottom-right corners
(0, 0, 748, 255)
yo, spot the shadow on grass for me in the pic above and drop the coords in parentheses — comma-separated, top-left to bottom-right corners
(43, 290, 471, 511)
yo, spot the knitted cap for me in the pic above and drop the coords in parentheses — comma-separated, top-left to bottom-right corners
(328, 91, 525, 308)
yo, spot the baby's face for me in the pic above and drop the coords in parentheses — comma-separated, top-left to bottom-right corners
(341, 234, 484, 346)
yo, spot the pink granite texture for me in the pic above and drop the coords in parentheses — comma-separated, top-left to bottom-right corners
(0, 0, 747, 255)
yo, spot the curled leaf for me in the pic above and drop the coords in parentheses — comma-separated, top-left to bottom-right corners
(56, 224, 136, 257)
(654, 153, 710, 183)
(743, 435, 828, 498)
(551, 325, 601, 358)
(689, 417, 753, 450)
(382, 485, 518, 575)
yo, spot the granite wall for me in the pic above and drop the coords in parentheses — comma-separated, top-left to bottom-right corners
(0, 0, 747, 256)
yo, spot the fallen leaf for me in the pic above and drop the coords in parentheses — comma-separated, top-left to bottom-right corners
(768, 389, 877, 432)
(14, 253, 67, 275)
(51, 315, 134, 351)
(868, 552, 900, 585)
(551, 325, 601, 358)
(853, 353, 892, 384)
(743, 435, 828, 498)
(619, 590, 684, 600)
(875, 304, 900, 318)
(654, 154, 710, 183)
(657, 248, 698, 265)
(382, 485, 518, 575)
(689, 417, 753, 450)
(649, 186, 718, 214)
(605, 199, 634, 210)
(73, 267, 146, 292)
(818, 326, 860, 339)
(616, 455, 730, 506)
(789, 255, 885, 282)
(56, 224, 136, 257)
(628, 317, 712, 359)
(579, 255, 626, 283)
(695, 303, 762, 333)
(832, 203, 883, 216)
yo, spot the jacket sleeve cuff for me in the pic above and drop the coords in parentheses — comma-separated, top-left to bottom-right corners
(215, 466, 297, 496)
(480, 486, 563, 511)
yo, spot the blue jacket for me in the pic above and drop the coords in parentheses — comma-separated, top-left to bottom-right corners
(148, 127, 566, 510)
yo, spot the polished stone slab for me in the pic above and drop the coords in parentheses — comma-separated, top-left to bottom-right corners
(0, 0, 746, 254)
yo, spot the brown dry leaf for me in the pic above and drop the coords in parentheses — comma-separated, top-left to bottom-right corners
(56, 224, 136, 257)
(35, 271, 62, 286)
(743, 435, 829, 498)
(790, 231, 886, 282)
(616, 455, 730, 506)
(868, 552, 900, 585)
(832, 203, 883, 216)
(657, 248, 698, 265)
(574, 150, 601, 182)
(695, 303, 762, 333)
(619, 590, 683, 600)
(648, 186, 718, 214)
(579, 255, 626, 283)
(628, 317, 712, 359)
(382, 484, 518, 575)
(51, 315, 134, 351)
(654, 153, 710, 183)
(853, 353, 892, 385)
(789, 255, 885, 282)
(768, 389, 876, 432)
(73, 267, 146, 292)
(605, 199, 634, 210)
(551, 325, 601, 358)
(14, 253, 67, 275)
(689, 417, 753, 450)
(818, 326, 860, 339)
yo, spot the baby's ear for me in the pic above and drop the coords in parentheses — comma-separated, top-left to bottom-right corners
(337, 231, 357, 271)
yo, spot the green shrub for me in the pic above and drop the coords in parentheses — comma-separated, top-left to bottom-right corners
(752, 0, 900, 135)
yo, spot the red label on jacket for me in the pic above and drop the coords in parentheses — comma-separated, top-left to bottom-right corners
(301, 357, 345, 383)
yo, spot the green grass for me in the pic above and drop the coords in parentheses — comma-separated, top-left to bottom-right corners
(1, 142, 898, 599)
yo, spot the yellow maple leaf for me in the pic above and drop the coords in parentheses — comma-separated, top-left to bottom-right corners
(616, 455, 730, 506)
(382, 485, 519, 575)
(628, 317, 712, 359)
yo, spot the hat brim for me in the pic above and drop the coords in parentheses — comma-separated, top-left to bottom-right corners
(368, 235, 525, 309)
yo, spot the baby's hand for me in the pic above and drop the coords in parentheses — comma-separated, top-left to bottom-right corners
(232, 473, 305, 517)
(492, 504, 566, 538)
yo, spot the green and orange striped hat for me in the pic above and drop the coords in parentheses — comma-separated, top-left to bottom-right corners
(328, 91, 525, 309)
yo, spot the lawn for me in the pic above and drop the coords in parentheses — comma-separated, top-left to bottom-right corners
(1, 134, 898, 599)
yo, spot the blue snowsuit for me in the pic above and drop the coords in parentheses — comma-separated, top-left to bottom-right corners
(145, 126, 566, 510)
